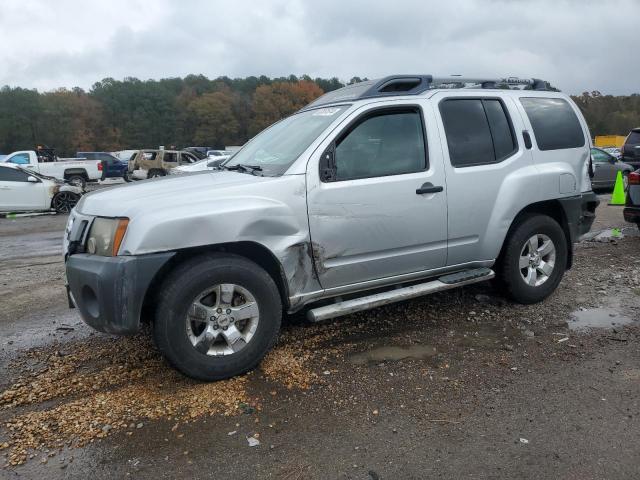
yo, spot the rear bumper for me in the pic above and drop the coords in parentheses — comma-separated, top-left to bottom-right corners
(66, 252, 174, 335)
(558, 192, 600, 242)
(623, 206, 640, 224)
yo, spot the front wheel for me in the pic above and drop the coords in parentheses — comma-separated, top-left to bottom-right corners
(123, 170, 132, 182)
(52, 191, 80, 213)
(153, 253, 282, 381)
(498, 214, 567, 304)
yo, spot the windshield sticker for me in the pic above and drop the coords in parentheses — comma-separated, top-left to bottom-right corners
(312, 107, 342, 117)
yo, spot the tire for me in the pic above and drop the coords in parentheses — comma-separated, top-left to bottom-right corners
(52, 191, 80, 214)
(153, 253, 282, 381)
(148, 169, 166, 178)
(498, 214, 567, 304)
(123, 170, 132, 182)
(66, 175, 86, 189)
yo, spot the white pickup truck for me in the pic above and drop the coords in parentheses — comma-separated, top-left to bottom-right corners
(3, 150, 103, 188)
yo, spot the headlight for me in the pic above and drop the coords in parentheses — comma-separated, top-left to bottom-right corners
(86, 217, 129, 256)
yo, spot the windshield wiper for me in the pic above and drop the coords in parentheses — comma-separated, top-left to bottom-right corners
(223, 164, 263, 175)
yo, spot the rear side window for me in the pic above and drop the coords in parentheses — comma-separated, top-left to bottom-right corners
(440, 98, 516, 168)
(626, 131, 640, 145)
(520, 98, 585, 151)
(7, 153, 30, 165)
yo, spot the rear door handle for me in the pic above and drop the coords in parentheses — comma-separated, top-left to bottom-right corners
(416, 182, 443, 195)
(523, 130, 533, 150)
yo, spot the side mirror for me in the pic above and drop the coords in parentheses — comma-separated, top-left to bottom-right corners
(609, 157, 617, 164)
(27, 175, 39, 183)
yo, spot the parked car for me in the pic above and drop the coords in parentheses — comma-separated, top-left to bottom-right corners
(206, 150, 233, 158)
(0, 163, 82, 213)
(77, 152, 129, 181)
(602, 147, 621, 158)
(590, 147, 633, 190)
(183, 147, 214, 159)
(623, 170, 640, 230)
(620, 128, 640, 169)
(127, 150, 200, 178)
(3, 149, 102, 189)
(64, 75, 598, 381)
(170, 156, 230, 174)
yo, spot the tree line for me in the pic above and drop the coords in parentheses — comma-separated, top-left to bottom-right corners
(0, 76, 637, 156)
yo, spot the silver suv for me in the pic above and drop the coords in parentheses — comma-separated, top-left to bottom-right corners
(64, 75, 599, 380)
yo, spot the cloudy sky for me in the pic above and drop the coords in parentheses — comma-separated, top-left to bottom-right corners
(1, 0, 637, 95)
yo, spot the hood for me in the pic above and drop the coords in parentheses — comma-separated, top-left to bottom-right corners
(76, 171, 275, 218)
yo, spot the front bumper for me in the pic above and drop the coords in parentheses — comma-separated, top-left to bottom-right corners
(66, 252, 174, 335)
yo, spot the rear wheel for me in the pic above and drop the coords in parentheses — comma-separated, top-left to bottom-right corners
(123, 170, 132, 182)
(66, 175, 86, 189)
(498, 214, 567, 304)
(153, 253, 282, 381)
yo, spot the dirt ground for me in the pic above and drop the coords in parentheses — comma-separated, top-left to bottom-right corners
(0, 194, 639, 479)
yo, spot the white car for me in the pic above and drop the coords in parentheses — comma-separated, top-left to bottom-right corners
(0, 163, 82, 213)
(170, 156, 230, 174)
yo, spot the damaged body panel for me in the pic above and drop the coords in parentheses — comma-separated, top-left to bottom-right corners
(71, 171, 322, 312)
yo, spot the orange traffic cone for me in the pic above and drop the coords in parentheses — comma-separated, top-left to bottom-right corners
(609, 171, 626, 206)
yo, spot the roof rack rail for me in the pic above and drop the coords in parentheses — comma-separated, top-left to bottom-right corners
(430, 76, 553, 91)
(303, 75, 555, 109)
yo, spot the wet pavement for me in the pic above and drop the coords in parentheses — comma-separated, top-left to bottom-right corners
(0, 194, 639, 479)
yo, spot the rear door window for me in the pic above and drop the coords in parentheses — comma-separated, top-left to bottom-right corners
(520, 97, 585, 151)
(591, 148, 611, 163)
(164, 152, 178, 163)
(440, 98, 516, 168)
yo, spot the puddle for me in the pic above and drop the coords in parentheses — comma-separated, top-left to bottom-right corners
(349, 344, 437, 365)
(568, 308, 634, 331)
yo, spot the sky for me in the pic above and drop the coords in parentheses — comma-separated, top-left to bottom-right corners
(0, 0, 637, 95)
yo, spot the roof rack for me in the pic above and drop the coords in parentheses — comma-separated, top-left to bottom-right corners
(304, 75, 555, 109)
(430, 76, 552, 91)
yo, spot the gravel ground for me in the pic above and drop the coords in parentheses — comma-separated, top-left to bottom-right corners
(0, 193, 639, 479)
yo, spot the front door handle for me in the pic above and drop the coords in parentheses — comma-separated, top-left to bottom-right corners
(416, 182, 443, 195)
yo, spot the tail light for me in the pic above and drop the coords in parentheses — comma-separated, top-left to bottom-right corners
(98, 162, 103, 171)
(629, 171, 640, 185)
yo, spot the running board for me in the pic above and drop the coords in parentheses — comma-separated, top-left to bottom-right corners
(307, 268, 494, 322)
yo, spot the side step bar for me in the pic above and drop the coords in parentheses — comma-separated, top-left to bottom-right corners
(307, 268, 494, 322)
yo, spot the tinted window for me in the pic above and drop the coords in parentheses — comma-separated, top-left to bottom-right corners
(520, 98, 585, 151)
(0, 166, 30, 182)
(334, 109, 426, 181)
(7, 153, 30, 165)
(626, 131, 640, 145)
(483, 100, 516, 160)
(440, 99, 516, 167)
(164, 152, 178, 163)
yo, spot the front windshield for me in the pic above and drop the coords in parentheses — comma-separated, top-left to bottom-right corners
(223, 105, 349, 176)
